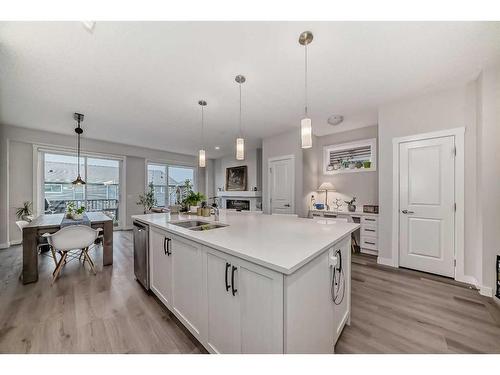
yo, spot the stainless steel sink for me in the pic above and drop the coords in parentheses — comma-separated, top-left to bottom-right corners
(170, 220, 228, 231)
(190, 223, 228, 231)
(170, 220, 211, 228)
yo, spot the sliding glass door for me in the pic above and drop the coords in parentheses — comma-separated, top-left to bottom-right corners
(42, 151, 122, 226)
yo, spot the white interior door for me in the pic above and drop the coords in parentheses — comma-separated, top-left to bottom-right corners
(399, 136, 455, 277)
(269, 156, 294, 214)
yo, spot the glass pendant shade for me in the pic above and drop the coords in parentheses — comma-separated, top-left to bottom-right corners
(301, 117, 312, 149)
(236, 137, 245, 160)
(199, 149, 206, 168)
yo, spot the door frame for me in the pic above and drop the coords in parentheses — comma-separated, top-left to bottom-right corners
(267, 154, 295, 215)
(391, 127, 465, 282)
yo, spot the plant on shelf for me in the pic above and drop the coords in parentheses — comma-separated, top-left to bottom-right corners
(137, 182, 157, 214)
(344, 197, 357, 212)
(16, 201, 33, 222)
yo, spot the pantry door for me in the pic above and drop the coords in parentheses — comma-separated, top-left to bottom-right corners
(398, 135, 455, 277)
(268, 155, 295, 215)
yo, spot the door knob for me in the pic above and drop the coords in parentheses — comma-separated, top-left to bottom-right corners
(401, 209, 415, 214)
(284, 204, 290, 207)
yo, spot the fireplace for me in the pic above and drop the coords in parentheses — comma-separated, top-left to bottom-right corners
(226, 199, 250, 211)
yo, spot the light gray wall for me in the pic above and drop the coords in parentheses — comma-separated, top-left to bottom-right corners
(1, 125, 201, 245)
(214, 149, 262, 192)
(378, 83, 480, 282)
(310, 126, 378, 209)
(477, 65, 500, 292)
(262, 129, 304, 216)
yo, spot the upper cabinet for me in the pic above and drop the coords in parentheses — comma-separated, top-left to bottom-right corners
(323, 138, 377, 175)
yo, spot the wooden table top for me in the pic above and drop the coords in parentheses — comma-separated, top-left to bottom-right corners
(26, 212, 113, 228)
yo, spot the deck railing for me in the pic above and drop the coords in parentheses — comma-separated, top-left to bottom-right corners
(47, 199, 119, 222)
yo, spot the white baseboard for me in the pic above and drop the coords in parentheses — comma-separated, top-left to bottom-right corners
(0, 242, 10, 249)
(479, 285, 493, 297)
(456, 275, 478, 287)
(377, 256, 397, 268)
(360, 248, 378, 256)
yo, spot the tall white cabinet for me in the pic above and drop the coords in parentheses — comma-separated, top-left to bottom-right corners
(148, 225, 350, 354)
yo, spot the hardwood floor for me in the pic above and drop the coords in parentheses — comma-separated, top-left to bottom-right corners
(1, 232, 499, 353)
(336, 253, 500, 353)
(0, 231, 206, 354)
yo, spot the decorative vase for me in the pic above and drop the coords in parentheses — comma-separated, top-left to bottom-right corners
(190, 205, 199, 214)
(363, 161, 371, 169)
(355, 161, 363, 169)
(348, 204, 356, 212)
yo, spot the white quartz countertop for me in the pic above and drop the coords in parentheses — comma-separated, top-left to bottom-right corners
(132, 211, 359, 275)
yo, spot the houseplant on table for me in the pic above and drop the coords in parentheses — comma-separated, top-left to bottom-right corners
(16, 201, 33, 222)
(66, 202, 86, 220)
(344, 197, 357, 212)
(137, 182, 157, 214)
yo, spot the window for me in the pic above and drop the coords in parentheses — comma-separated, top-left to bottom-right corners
(147, 163, 196, 207)
(44, 184, 63, 193)
(42, 152, 122, 226)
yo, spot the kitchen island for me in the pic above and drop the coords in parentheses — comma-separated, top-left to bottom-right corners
(132, 211, 359, 354)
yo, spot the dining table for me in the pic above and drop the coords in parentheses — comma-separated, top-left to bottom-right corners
(22, 212, 113, 284)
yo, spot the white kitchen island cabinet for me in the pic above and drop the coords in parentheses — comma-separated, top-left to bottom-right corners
(205, 247, 283, 354)
(134, 211, 358, 354)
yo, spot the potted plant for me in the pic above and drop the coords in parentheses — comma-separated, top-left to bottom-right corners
(137, 182, 157, 214)
(344, 197, 357, 212)
(16, 201, 33, 222)
(184, 191, 206, 214)
(72, 205, 86, 220)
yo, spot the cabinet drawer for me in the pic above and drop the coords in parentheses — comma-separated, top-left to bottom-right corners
(360, 236, 378, 250)
(360, 225, 378, 237)
(361, 216, 378, 225)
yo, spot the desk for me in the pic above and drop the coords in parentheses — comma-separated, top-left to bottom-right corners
(309, 209, 379, 255)
(22, 212, 113, 284)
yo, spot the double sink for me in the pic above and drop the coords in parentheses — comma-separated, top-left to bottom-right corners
(170, 220, 228, 231)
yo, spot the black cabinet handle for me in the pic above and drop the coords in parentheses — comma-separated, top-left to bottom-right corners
(225, 262, 231, 291)
(231, 265, 238, 296)
(163, 237, 167, 255)
(166, 238, 172, 256)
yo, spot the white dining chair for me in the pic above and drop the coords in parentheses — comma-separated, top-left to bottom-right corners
(42, 225, 102, 284)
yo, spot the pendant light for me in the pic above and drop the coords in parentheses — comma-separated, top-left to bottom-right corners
(299, 31, 313, 149)
(235, 74, 246, 160)
(72, 112, 86, 185)
(198, 100, 207, 168)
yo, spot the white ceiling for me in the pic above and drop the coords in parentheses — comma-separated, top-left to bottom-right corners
(1, 21, 499, 157)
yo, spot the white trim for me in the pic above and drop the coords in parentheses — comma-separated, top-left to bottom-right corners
(0, 242, 10, 250)
(267, 154, 295, 215)
(377, 256, 397, 267)
(479, 286, 493, 297)
(9, 239, 22, 246)
(390, 127, 465, 282)
(5, 138, 10, 247)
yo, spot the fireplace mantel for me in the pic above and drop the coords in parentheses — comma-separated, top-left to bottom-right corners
(216, 191, 262, 198)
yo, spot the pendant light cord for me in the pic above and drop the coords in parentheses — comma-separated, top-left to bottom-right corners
(77, 119, 81, 177)
(201, 105, 204, 148)
(304, 42, 308, 116)
(239, 82, 243, 137)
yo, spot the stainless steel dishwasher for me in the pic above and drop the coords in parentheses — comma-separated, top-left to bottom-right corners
(133, 220, 149, 290)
